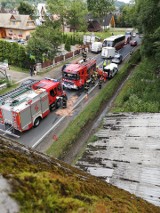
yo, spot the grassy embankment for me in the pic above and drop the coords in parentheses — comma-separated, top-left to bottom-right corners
(110, 58, 160, 112)
(47, 49, 141, 159)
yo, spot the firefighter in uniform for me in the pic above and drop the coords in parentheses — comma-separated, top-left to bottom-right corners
(62, 95, 67, 108)
(82, 49, 87, 62)
(84, 80, 90, 92)
(103, 59, 107, 71)
(98, 76, 103, 89)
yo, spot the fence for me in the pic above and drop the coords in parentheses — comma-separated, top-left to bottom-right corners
(40, 48, 84, 70)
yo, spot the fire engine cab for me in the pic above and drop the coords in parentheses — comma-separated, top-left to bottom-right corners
(0, 78, 66, 136)
(62, 59, 96, 90)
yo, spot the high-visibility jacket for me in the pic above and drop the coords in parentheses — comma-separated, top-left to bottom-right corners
(103, 60, 107, 67)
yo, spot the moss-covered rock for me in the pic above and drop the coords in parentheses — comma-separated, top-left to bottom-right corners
(0, 136, 159, 213)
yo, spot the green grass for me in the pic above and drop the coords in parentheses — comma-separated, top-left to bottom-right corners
(47, 49, 141, 159)
(0, 82, 19, 95)
(9, 65, 28, 73)
(111, 57, 160, 113)
(66, 28, 126, 41)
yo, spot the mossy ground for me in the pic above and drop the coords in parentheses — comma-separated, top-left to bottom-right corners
(0, 136, 160, 213)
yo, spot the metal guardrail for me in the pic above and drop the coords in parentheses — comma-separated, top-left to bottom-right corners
(0, 79, 39, 103)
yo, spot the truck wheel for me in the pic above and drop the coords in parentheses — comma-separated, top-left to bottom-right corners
(56, 99, 61, 109)
(115, 68, 118, 75)
(34, 117, 41, 127)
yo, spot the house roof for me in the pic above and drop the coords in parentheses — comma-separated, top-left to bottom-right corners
(88, 20, 102, 32)
(103, 13, 114, 26)
(0, 13, 36, 30)
(37, 3, 47, 15)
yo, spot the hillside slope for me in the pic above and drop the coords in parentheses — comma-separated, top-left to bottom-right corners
(0, 135, 160, 212)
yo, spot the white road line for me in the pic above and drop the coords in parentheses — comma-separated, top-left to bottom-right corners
(32, 115, 66, 148)
(16, 77, 31, 83)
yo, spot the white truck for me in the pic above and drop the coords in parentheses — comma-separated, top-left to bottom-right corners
(101, 47, 116, 59)
(103, 63, 118, 79)
(90, 42, 102, 53)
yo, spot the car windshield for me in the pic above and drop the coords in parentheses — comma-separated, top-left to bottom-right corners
(63, 72, 79, 80)
(114, 55, 120, 59)
(107, 41, 113, 47)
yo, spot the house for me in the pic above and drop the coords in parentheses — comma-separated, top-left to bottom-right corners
(86, 13, 115, 32)
(86, 14, 102, 32)
(87, 20, 102, 32)
(0, 13, 36, 40)
(102, 13, 115, 30)
(35, 3, 47, 25)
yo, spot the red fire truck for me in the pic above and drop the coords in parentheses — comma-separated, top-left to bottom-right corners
(62, 59, 97, 90)
(0, 78, 67, 136)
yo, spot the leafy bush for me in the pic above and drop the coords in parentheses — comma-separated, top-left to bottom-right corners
(112, 56, 160, 113)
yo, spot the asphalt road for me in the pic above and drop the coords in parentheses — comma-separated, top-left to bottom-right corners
(0, 35, 140, 148)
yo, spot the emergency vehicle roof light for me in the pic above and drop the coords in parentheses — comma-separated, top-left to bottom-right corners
(44, 77, 59, 82)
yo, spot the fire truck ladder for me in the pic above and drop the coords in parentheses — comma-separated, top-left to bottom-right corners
(0, 124, 20, 138)
(0, 79, 39, 104)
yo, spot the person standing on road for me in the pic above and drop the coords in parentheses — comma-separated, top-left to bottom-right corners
(82, 49, 87, 62)
(103, 59, 107, 71)
(33, 64, 37, 75)
(29, 66, 33, 77)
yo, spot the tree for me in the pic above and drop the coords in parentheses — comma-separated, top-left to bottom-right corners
(47, 0, 71, 34)
(134, 0, 160, 58)
(65, 38, 71, 51)
(118, 4, 136, 27)
(27, 19, 62, 63)
(135, 0, 160, 34)
(18, 2, 35, 16)
(87, 0, 114, 18)
(66, 0, 88, 32)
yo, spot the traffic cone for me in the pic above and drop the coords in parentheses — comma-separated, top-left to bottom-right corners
(53, 134, 58, 141)
(85, 93, 88, 101)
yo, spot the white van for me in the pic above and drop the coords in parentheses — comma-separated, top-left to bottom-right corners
(101, 47, 116, 59)
(90, 42, 102, 53)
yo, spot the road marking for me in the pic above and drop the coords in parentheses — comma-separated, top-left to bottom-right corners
(32, 116, 66, 148)
(16, 77, 31, 83)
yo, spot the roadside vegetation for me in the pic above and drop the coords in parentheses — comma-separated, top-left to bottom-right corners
(47, 49, 141, 159)
(111, 58, 160, 112)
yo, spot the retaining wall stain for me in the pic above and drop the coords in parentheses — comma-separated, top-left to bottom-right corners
(76, 113, 160, 206)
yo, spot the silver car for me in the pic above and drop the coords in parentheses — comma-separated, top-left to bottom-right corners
(111, 53, 123, 64)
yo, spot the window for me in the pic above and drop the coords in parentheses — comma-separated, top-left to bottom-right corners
(50, 89, 56, 97)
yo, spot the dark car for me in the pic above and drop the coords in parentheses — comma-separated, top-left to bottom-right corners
(111, 53, 123, 64)
(17, 39, 26, 44)
(130, 40, 137, 46)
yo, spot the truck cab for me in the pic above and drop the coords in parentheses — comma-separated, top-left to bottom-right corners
(62, 59, 96, 90)
(32, 78, 66, 110)
(103, 63, 118, 79)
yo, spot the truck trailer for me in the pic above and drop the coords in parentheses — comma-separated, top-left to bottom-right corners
(101, 47, 116, 59)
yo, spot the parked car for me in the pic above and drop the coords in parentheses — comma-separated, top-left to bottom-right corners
(132, 32, 136, 37)
(111, 53, 123, 64)
(17, 39, 26, 44)
(130, 40, 137, 46)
